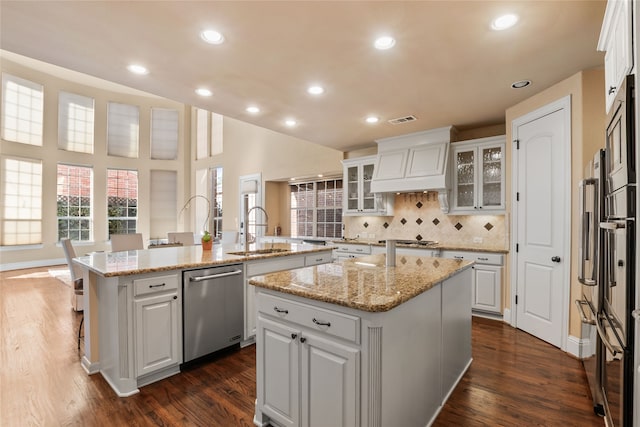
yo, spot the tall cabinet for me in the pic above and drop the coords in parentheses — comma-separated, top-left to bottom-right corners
(342, 156, 393, 216)
(450, 135, 505, 213)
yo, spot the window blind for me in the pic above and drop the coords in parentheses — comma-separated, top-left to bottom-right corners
(58, 91, 95, 154)
(1, 73, 44, 146)
(150, 108, 179, 160)
(107, 102, 139, 158)
(1, 156, 43, 245)
(150, 170, 177, 239)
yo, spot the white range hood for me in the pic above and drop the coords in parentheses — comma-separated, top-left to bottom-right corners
(370, 126, 457, 213)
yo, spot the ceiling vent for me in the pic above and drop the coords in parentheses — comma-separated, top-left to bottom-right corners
(388, 115, 417, 125)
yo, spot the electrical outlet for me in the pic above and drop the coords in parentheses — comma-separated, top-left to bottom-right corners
(473, 237, 483, 244)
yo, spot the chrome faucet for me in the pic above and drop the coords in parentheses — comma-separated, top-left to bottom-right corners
(245, 205, 269, 249)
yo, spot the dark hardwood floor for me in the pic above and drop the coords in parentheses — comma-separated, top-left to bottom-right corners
(1, 266, 604, 426)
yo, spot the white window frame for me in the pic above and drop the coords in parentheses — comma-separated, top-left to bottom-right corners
(57, 163, 93, 242)
(107, 169, 138, 237)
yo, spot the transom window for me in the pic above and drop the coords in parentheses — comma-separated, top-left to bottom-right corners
(107, 169, 138, 237)
(57, 164, 92, 242)
(290, 179, 342, 238)
(58, 91, 95, 154)
(1, 156, 43, 245)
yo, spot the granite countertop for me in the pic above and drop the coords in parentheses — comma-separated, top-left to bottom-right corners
(331, 238, 508, 254)
(74, 242, 333, 277)
(249, 254, 473, 313)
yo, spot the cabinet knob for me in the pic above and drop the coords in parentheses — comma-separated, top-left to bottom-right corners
(609, 86, 617, 95)
(300, 337, 307, 343)
(173, 295, 177, 300)
(291, 333, 297, 340)
(551, 256, 561, 263)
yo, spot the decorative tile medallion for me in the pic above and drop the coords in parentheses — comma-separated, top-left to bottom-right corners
(455, 222, 463, 230)
(416, 258, 423, 266)
(416, 234, 423, 241)
(416, 218, 423, 225)
(400, 218, 407, 225)
(383, 222, 389, 229)
(400, 257, 407, 265)
(484, 222, 494, 231)
(432, 218, 440, 226)
(416, 201, 423, 209)
(363, 222, 369, 228)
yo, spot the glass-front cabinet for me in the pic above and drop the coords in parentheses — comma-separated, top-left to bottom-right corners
(342, 156, 393, 216)
(451, 136, 505, 213)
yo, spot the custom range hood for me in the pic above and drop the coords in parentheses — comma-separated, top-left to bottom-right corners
(370, 126, 457, 213)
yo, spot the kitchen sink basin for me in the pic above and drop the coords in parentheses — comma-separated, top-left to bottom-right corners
(227, 248, 290, 256)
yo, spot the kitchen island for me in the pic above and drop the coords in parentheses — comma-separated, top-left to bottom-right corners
(73, 242, 333, 397)
(249, 254, 473, 427)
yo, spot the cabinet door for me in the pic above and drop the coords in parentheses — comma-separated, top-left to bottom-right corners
(453, 147, 476, 210)
(478, 144, 504, 210)
(300, 333, 359, 427)
(346, 165, 360, 212)
(134, 292, 180, 377)
(257, 316, 300, 427)
(472, 265, 502, 314)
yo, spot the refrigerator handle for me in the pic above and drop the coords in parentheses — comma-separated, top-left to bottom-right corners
(578, 179, 597, 285)
(574, 299, 596, 325)
(595, 313, 623, 356)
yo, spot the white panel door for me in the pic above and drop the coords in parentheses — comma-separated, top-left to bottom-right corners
(513, 100, 569, 349)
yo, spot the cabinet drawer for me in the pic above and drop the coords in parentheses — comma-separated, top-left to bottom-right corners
(133, 274, 178, 297)
(247, 256, 306, 277)
(305, 252, 332, 266)
(441, 251, 503, 266)
(334, 244, 371, 255)
(258, 293, 360, 344)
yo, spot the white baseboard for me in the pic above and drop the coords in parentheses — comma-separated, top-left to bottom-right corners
(503, 308, 511, 324)
(566, 335, 587, 359)
(1, 257, 66, 272)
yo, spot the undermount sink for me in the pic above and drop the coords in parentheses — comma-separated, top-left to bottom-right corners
(227, 248, 290, 256)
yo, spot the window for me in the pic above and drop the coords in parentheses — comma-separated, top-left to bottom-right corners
(107, 169, 138, 237)
(196, 108, 208, 159)
(107, 102, 139, 158)
(1, 73, 44, 146)
(211, 167, 223, 239)
(290, 179, 342, 238)
(57, 164, 92, 242)
(150, 170, 177, 239)
(58, 91, 94, 154)
(150, 108, 179, 160)
(1, 156, 43, 245)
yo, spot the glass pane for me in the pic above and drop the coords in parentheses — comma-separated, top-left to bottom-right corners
(363, 164, 374, 181)
(457, 184, 474, 207)
(483, 183, 501, 206)
(348, 166, 358, 182)
(456, 150, 475, 185)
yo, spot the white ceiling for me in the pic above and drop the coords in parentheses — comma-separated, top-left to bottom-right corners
(0, 1, 606, 152)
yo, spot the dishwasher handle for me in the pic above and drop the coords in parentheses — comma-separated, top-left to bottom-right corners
(189, 269, 243, 282)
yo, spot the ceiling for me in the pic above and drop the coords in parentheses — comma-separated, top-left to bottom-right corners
(0, 1, 606, 152)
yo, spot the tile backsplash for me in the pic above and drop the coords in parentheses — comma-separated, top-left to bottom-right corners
(343, 192, 507, 247)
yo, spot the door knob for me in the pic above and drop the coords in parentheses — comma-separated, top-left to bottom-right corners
(551, 256, 561, 263)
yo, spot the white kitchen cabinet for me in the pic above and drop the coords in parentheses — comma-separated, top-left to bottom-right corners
(333, 242, 371, 261)
(342, 156, 393, 216)
(451, 136, 505, 213)
(256, 296, 360, 427)
(441, 250, 503, 316)
(244, 250, 333, 341)
(134, 291, 181, 378)
(598, 0, 633, 113)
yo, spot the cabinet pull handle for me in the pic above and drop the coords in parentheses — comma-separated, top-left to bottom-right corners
(608, 86, 617, 95)
(274, 307, 289, 314)
(149, 283, 166, 288)
(478, 257, 489, 261)
(454, 256, 464, 259)
(315, 258, 324, 262)
(291, 333, 298, 340)
(312, 318, 331, 327)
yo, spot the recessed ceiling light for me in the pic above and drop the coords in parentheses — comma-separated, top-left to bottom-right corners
(127, 64, 149, 75)
(366, 116, 380, 124)
(201, 29, 225, 44)
(374, 36, 396, 50)
(511, 79, 531, 89)
(285, 119, 297, 127)
(246, 106, 260, 114)
(195, 88, 213, 97)
(307, 85, 324, 95)
(318, 174, 323, 178)
(491, 14, 518, 31)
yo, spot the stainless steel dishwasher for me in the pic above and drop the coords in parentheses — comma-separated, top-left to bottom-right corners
(182, 264, 243, 363)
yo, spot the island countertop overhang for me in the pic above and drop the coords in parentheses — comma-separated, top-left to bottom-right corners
(249, 254, 473, 312)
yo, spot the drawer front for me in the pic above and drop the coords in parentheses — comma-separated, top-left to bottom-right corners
(247, 256, 306, 277)
(334, 244, 371, 255)
(258, 292, 360, 343)
(133, 274, 178, 297)
(305, 252, 332, 266)
(441, 250, 503, 265)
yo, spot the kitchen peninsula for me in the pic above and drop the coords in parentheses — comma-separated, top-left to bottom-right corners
(249, 254, 473, 427)
(74, 242, 333, 397)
